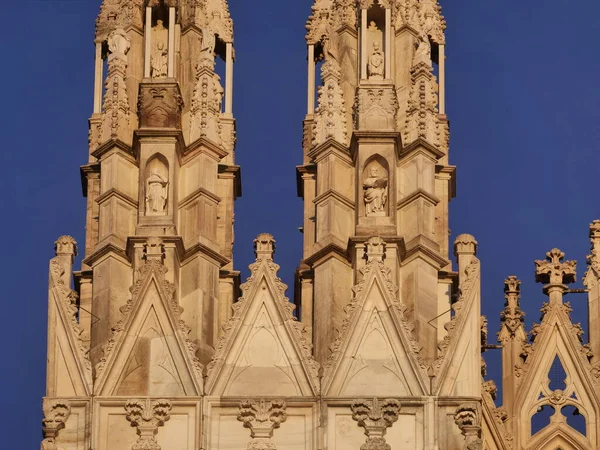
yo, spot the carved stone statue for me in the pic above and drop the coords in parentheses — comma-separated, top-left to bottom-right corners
(363, 166, 388, 216)
(368, 41, 385, 80)
(146, 170, 168, 215)
(201, 27, 216, 62)
(151, 20, 169, 78)
(107, 28, 131, 58)
(413, 31, 431, 66)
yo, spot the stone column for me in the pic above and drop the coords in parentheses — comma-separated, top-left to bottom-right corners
(225, 43, 234, 115)
(307, 44, 315, 114)
(144, 7, 152, 78)
(168, 7, 176, 77)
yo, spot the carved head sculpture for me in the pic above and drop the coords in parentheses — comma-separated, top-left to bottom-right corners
(369, 166, 379, 178)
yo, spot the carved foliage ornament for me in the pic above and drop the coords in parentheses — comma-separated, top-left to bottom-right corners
(499, 276, 525, 340)
(125, 398, 172, 450)
(238, 400, 287, 450)
(454, 404, 482, 450)
(356, 87, 398, 131)
(312, 60, 348, 146)
(535, 248, 577, 288)
(351, 398, 400, 450)
(404, 59, 439, 146)
(190, 55, 224, 145)
(41, 399, 71, 450)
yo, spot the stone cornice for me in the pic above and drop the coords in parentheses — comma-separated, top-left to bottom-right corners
(91, 139, 136, 164)
(436, 165, 457, 199)
(126, 236, 185, 263)
(313, 189, 355, 210)
(218, 164, 242, 199)
(183, 137, 229, 163)
(96, 188, 139, 209)
(80, 163, 100, 198)
(400, 138, 445, 161)
(296, 164, 317, 198)
(134, 128, 185, 160)
(82, 240, 130, 268)
(182, 241, 231, 267)
(178, 187, 222, 209)
(397, 189, 441, 210)
(351, 131, 402, 159)
(303, 240, 351, 268)
(401, 236, 448, 269)
(307, 139, 353, 165)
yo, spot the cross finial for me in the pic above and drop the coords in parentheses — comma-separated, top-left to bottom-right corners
(535, 248, 576, 289)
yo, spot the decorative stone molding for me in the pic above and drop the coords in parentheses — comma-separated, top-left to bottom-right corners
(125, 398, 172, 450)
(454, 403, 482, 450)
(96, 0, 144, 41)
(535, 248, 576, 288)
(332, 0, 358, 29)
(313, 60, 348, 146)
(365, 237, 386, 262)
(41, 399, 71, 450)
(190, 59, 224, 145)
(404, 60, 440, 146)
(49, 260, 92, 374)
(306, 0, 331, 44)
(138, 83, 183, 129)
(392, 0, 420, 30)
(238, 400, 287, 450)
(351, 398, 401, 450)
(207, 234, 320, 393)
(96, 256, 203, 382)
(432, 257, 480, 374)
(419, 0, 446, 45)
(101, 28, 132, 144)
(143, 236, 165, 262)
(355, 86, 398, 131)
(326, 259, 426, 371)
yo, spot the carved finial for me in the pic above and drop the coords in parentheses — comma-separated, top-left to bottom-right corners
(54, 236, 78, 258)
(238, 400, 287, 449)
(535, 248, 576, 288)
(312, 59, 348, 147)
(454, 234, 478, 257)
(351, 398, 401, 450)
(254, 233, 276, 260)
(588, 220, 600, 267)
(365, 237, 386, 262)
(144, 236, 165, 263)
(499, 276, 525, 340)
(42, 399, 71, 450)
(125, 399, 172, 450)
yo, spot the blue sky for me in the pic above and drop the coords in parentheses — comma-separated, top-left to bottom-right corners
(2, 0, 600, 446)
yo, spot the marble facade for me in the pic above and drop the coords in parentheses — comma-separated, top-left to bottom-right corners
(43, 1, 600, 450)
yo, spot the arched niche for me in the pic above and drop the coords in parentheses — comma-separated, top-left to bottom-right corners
(145, 154, 170, 216)
(362, 155, 390, 218)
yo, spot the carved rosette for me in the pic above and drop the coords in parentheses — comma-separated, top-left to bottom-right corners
(238, 400, 287, 450)
(313, 60, 348, 146)
(41, 399, 71, 450)
(404, 60, 440, 146)
(190, 60, 224, 145)
(351, 398, 401, 450)
(125, 399, 172, 450)
(138, 83, 183, 129)
(454, 404, 482, 450)
(355, 86, 398, 131)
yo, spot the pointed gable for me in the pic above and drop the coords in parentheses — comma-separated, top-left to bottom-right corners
(206, 234, 320, 396)
(323, 253, 429, 397)
(47, 256, 93, 397)
(94, 259, 203, 396)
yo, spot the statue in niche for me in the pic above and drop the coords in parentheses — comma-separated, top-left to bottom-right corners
(368, 41, 385, 80)
(363, 165, 388, 217)
(151, 20, 169, 78)
(146, 170, 168, 215)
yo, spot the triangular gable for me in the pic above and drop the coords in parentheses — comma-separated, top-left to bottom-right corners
(323, 260, 429, 397)
(514, 301, 600, 447)
(431, 258, 481, 396)
(206, 251, 320, 396)
(94, 260, 203, 396)
(46, 259, 93, 397)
